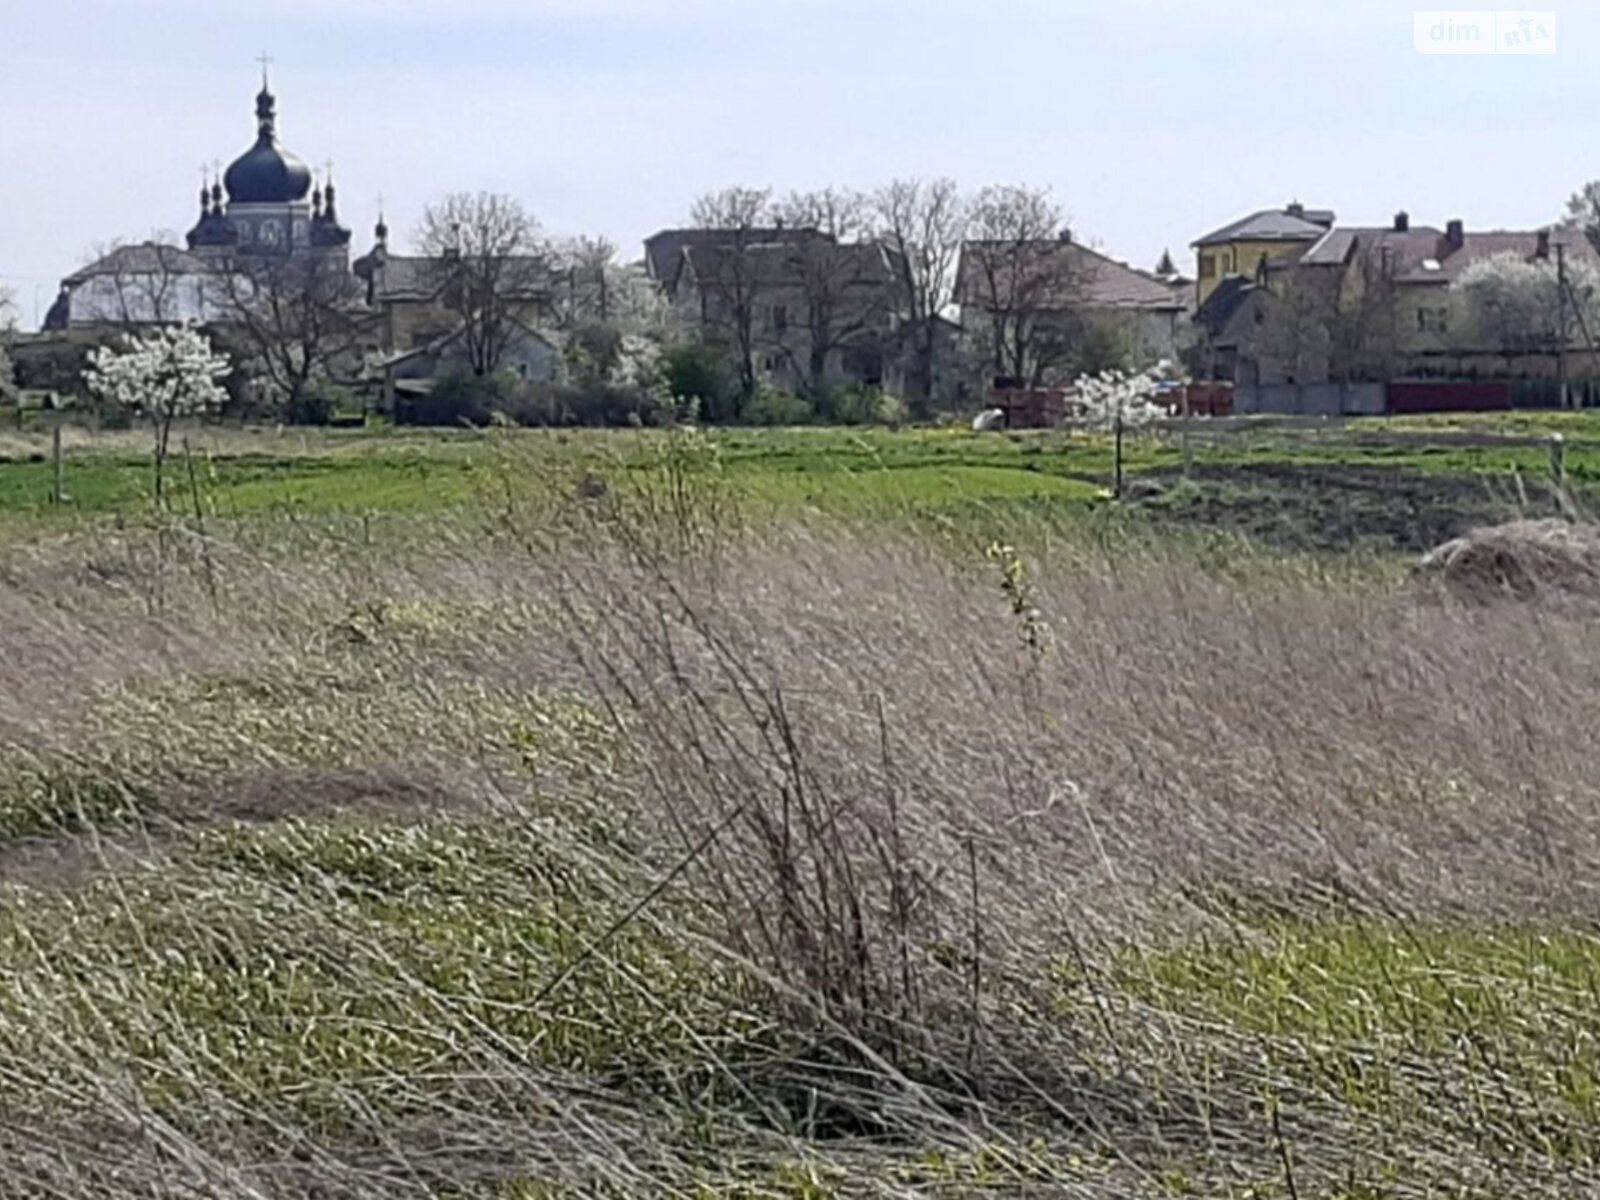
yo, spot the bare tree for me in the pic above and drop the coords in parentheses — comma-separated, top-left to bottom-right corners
(1256, 266, 1337, 383)
(1562, 181, 1600, 258)
(773, 187, 890, 397)
(870, 178, 967, 406)
(690, 186, 773, 232)
(78, 235, 196, 329)
(961, 184, 1081, 386)
(553, 236, 619, 329)
(686, 187, 777, 402)
(418, 193, 549, 377)
(1327, 248, 1403, 383)
(0, 279, 16, 400)
(214, 253, 372, 417)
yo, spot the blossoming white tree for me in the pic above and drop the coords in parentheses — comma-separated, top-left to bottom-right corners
(1074, 361, 1175, 497)
(1454, 251, 1600, 357)
(86, 324, 230, 503)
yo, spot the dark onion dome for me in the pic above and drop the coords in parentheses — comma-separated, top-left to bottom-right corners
(311, 178, 352, 248)
(186, 181, 239, 249)
(223, 84, 312, 205)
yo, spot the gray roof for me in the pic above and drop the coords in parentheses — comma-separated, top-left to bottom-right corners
(644, 227, 827, 295)
(66, 243, 210, 284)
(955, 238, 1187, 312)
(354, 254, 554, 302)
(1194, 275, 1259, 343)
(1193, 209, 1334, 248)
(1295, 223, 1600, 284)
(683, 239, 899, 291)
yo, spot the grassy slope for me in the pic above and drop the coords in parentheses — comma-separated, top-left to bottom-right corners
(4, 419, 1600, 1196)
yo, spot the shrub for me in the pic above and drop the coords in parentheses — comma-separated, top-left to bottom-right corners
(498, 382, 667, 429)
(1065, 319, 1135, 379)
(741, 386, 814, 427)
(818, 384, 889, 426)
(662, 343, 739, 423)
(396, 368, 516, 427)
(285, 392, 333, 427)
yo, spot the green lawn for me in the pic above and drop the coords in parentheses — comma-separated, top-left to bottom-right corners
(0, 416, 1590, 526)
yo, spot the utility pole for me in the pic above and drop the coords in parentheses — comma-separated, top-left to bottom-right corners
(1558, 242, 1570, 409)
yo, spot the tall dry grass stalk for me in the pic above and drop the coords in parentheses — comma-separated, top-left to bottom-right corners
(3, 490, 1600, 1195)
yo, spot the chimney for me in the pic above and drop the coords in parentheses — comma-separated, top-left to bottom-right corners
(1058, 228, 1073, 244)
(1537, 228, 1551, 259)
(1394, 211, 1410, 232)
(1286, 201, 1305, 219)
(1445, 219, 1465, 251)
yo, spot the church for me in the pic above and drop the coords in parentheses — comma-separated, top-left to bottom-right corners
(186, 72, 353, 264)
(41, 70, 564, 405)
(47, 69, 359, 330)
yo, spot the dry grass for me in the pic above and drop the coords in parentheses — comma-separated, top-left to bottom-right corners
(1415, 517, 1600, 606)
(3, 471, 1600, 1196)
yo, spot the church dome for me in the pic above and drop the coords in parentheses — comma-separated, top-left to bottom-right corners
(223, 85, 312, 205)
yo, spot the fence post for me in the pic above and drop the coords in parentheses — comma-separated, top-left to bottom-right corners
(1550, 433, 1567, 491)
(51, 425, 64, 507)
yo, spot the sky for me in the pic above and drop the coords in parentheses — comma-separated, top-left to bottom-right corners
(0, 0, 1592, 328)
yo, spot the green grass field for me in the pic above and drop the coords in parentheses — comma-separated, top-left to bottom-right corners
(3, 415, 1600, 1197)
(2, 413, 1594, 544)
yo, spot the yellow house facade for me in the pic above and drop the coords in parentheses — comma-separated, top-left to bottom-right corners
(1191, 203, 1334, 308)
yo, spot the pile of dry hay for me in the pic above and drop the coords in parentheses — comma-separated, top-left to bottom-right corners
(1415, 519, 1600, 605)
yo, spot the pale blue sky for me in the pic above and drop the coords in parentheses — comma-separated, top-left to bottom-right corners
(0, 0, 1591, 327)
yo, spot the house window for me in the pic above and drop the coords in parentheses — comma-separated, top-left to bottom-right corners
(1417, 306, 1450, 334)
(1200, 254, 1216, 279)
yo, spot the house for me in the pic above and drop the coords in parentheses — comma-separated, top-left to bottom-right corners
(953, 232, 1191, 386)
(643, 226, 826, 300)
(352, 219, 560, 358)
(1217, 211, 1600, 388)
(645, 224, 940, 399)
(378, 321, 559, 412)
(46, 243, 233, 330)
(1190, 202, 1334, 309)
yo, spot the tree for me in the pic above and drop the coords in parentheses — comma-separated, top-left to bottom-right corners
(1075, 360, 1173, 499)
(686, 186, 776, 404)
(86, 325, 230, 503)
(418, 192, 549, 376)
(962, 184, 1079, 387)
(1454, 251, 1600, 357)
(1562, 182, 1600, 258)
(1256, 266, 1337, 383)
(552, 236, 675, 337)
(554, 235, 619, 328)
(773, 187, 888, 398)
(1326, 247, 1402, 383)
(215, 252, 371, 420)
(870, 177, 967, 408)
(0, 280, 16, 402)
(690, 186, 773, 232)
(1065, 318, 1134, 379)
(78, 236, 197, 328)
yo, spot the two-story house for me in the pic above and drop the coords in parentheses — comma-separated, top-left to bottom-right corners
(1191, 202, 1335, 309)
(1210, 210, 1600, 387)
(645, 225, 946, 400)
(953, 232, 1191, 387)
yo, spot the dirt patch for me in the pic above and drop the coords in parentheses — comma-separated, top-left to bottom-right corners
(0, 766, 481, 892)
(1133, 463, 1563, 555)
